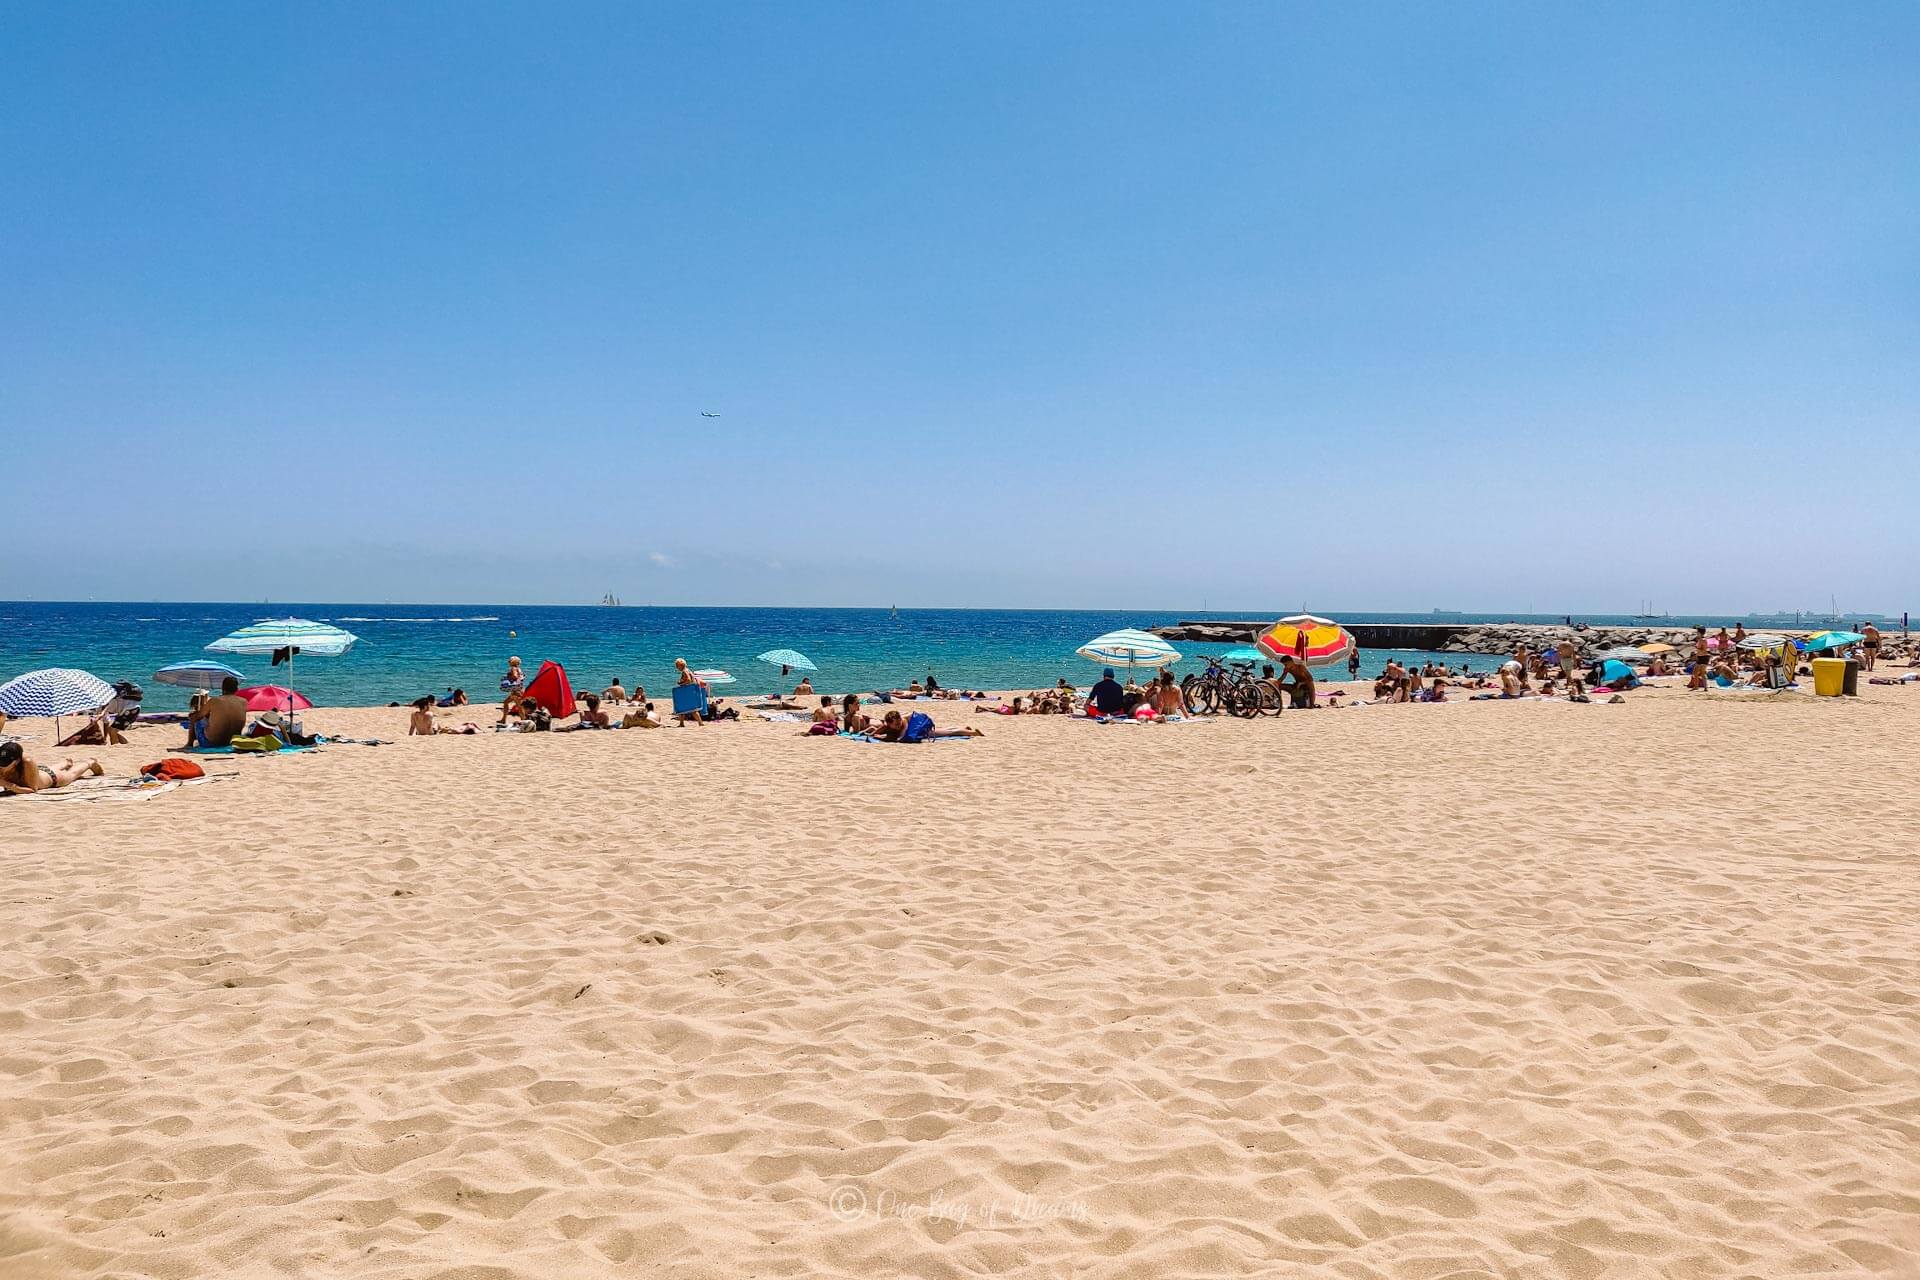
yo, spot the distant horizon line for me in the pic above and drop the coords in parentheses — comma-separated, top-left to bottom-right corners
(1, 598, 1906, 620)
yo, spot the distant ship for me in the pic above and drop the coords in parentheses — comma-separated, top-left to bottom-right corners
(1631, 600, 1668, 620)
(1431, 609, 1464, 617)
(600, 593, 621, 607)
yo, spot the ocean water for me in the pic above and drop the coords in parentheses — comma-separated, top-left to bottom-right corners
(0, 601, 1776, 710)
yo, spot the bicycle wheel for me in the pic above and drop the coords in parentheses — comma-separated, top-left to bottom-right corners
(1182, 674, 1216, 716)
(1226, 681, 1263, 718)
(1256, 679, 1284, 715)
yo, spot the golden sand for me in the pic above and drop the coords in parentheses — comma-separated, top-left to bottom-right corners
(4, 682, 1919, 1277)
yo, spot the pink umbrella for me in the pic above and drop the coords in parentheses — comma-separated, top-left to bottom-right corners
(237, 685, 313, 712)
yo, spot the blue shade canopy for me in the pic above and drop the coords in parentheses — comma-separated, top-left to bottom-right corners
(0, 667, 116, 717)
(207, 618, 360, 657)
(757, 649, 818, 671)
(1802, 631, 1865, 651)
(1222, 647, 1265, 662)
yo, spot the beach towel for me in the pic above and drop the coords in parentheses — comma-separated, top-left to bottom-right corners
(185, 743, 318, 756)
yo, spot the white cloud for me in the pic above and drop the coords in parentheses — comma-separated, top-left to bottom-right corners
(648, 551, 675, 568)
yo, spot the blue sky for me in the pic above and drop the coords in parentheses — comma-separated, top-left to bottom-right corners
(4, 3, 1915, 612)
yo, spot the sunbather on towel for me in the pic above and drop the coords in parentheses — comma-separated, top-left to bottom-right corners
(840, 694, 872, 734)
(0, 742, 103, 794)
(869, 710, 983, 741)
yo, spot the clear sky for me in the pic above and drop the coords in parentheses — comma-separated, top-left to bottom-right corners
(4, 3, 1916, 613)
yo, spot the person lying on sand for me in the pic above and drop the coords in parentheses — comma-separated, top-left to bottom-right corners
(978, 696, 1026, 715)
(867, 710, 982, 741)
(622, 702, 662, 728)
(0, 742, 103, 794)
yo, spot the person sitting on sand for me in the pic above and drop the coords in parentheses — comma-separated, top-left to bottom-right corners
(793, 676, 815, 697)
(811, 696, 838, 725)
(1279, 654, 1317, 708)
(839, 694, 872, 734)
(706, 696, 739, 722)
(602, 678, 627, 704)
(1087, 668, 1128, 718)
(409, 697, 440, 736)
(185, 676, 249, 748)
(869, 710, 983, 742)
(0, 741, 103, 794)
(577, 694, 612, 729)
(1499, 662, 1522, 697)
(924, 673, 941, 693)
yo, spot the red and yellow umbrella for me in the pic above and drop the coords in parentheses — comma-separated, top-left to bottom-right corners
(1255, 614, 1355, 668)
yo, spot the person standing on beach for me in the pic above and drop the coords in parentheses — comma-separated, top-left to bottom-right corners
(1862, 621, 1882, 671)
(502, 656, 525, 697)
(1691, 626, 1710, 673)
(1347, 648, 1361, 682)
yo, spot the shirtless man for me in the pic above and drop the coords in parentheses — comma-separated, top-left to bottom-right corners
(1862, 622, 1882, 672)
(185, 676, 249, 748)
(1556, 640, 1584, 697)
(602, 678, 627, 704)
(1279, 654, 1316, 708)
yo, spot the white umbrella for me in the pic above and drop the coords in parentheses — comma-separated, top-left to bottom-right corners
(1077, 628, 1182, 670)
(206, 618, 359, 717)
(692, 668, 736, 685)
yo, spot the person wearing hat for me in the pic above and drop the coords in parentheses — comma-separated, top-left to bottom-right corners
(244, 708, 288, 743)
(1088, 667, 1128, 718)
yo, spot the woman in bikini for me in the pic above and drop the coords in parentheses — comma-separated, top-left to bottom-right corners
(0, 742, 103, 794)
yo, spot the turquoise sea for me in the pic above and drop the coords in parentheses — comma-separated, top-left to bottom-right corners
(0, 602, 1770, 710)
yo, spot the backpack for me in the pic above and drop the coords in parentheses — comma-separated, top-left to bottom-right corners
(903, 712, 933, 743)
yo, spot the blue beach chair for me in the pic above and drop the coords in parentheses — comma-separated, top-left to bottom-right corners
(672, 683, 709, 720)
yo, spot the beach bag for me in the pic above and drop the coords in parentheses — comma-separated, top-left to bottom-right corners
(229, 735, 282, 752)
(903, 712, 933, 743)
(140, 758, 205, 781)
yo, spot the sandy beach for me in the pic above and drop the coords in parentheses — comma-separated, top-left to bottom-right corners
(4, 682, 1919, 1278)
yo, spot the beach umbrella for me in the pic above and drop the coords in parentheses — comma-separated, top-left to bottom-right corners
(693, 668, 736, 685)
(154, 660, 244, 690)
(206, 618, 359, 716)
(1076, 628, 1182, 669)
(0, 667, 115, 721)
(1640, 642, 1676, 655)
(1590, 646, 1651, 664)
(1803, 630, 1865, 652)
(756, 648, 818, 673)
(1255, 615, 1355, 668)
(1738, 633, 1791, 651)
(0, 667, 117, 740)
(236, 685, 314, 713)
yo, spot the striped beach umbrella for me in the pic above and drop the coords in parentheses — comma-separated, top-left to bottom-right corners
(693, 668, 736, 685)
(757, 648, 818, 672)
(206, 618, 359, 715)
(154, 660, 244, 690)
(0, 668, 116, 719)
(206, 618, 360, 657)
(1255, 614, 1355, 668)
(1077, 628, 1183, 669)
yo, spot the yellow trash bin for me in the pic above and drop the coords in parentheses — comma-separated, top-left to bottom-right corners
(1812, 657, 1846, 697)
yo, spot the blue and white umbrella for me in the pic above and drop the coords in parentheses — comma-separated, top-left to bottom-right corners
(154, 660, 244, 690)
(0, 668, 116, 724)
(1077, 628, 1183, 669)
(757, 648, 818, 672)
(206, 618, 359, 713)
(206, 618, 360, 657)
